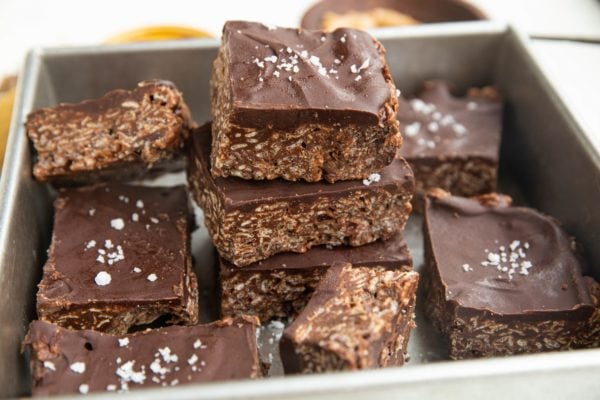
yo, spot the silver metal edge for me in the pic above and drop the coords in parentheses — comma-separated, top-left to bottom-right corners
(2, 21, 600, 399)
(0, 49, 39, 276)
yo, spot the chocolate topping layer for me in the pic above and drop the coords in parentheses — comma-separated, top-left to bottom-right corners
(191, 123, 414, 213)
(220, 232, 411, 274)
(222, 20, 397, 129)
(24, 318, 261, 396)
(398, 81, 502, 160)
(37, 184, 198, 333)
(425, 191, 594, 315)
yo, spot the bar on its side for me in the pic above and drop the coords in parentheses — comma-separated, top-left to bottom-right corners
(188, 123, 414, 267)
(23, 318, 261, 396)
(220, 233, 412, 321)
(280, 262, 419, 373)
(397, 81, 502, 211)
(26, 80, 195, 185)
(423, 189, 600, 359)
(36, 184, 198, 334)
(210, 20, 400, 183)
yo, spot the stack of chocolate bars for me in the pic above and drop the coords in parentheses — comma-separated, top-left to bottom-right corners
(188, 21, 419, 373)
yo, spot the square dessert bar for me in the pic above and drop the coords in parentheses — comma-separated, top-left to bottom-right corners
(26, 80, 194, 185)
(210, 20, 401, 183)
(423, 189, 600, 359)
(220, 232, 412, 322)
(280, 262, 419, 373)
(23, 317, 261, 396)
(36, 184, 199, 334)
(397, 81, 502, 209)
(188, 124, 414, 267)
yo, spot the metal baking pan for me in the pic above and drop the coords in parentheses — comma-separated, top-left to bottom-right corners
(1, 21, 599, 399)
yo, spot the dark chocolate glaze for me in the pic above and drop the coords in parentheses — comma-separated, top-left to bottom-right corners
(33, 80, 177, 116)
(223, 21, 396, 129)
(425, 192, 595, 316)
(398, 81, 502, 160)
(38, 184, 191, 307)
(190, 123, 414, 212)
(24, 319, 260, 396)
(220, 232, 411, 274)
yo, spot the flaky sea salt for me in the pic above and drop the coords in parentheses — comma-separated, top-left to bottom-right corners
(110, 218, 125, 230)
(94, 271, 111, 286)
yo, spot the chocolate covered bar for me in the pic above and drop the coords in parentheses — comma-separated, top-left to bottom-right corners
(423, 189, 600, 359)
(188, 123, 414, 267)
(280, 262, 418, 373)
(210, 20, 400, 183)
(36, 184, 198, 334)
(26, 80, 194, 185)
(23, 317, 261, 396)
(220, 233, 412, 321)
(397, 81, 502, 210)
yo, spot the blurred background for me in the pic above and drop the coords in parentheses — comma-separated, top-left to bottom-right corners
(0, 0, 599, 169)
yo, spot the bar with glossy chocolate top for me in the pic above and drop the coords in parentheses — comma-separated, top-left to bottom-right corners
(220, 233, 412, 321)
(397, 81, 502, 210)
(423, 189, 600, 359)
(280, 262, 418, 373)
(36, 184, 199, 334)
(188, 123, 414, 267)
(210, 20, 401, 183)
(26, 80, 194, 185)
(23, 318, 261, 396)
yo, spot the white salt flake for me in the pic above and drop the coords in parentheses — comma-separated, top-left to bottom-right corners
(110, 218, 125, 230)
(487, 253, 500, 264)
(105, 239, 114, 249)
(116, 360, 146, 384)
(136, 200, 144, 209)
(273, 71, 280, 78)
(462, 264, 472, 272)
(467, 101, 478, 110)
(452, 123, 468, 135)
(131, 213, 139, 222)
(79, 384, 89, 394)
(150, 217, 159, 224)
(147, 273, 158, 282)
(85, 240, 96, 250)
(106, 384, 117, 391)
(94, 271, 111, 286)
(362, 173, 381, 186)
(510, 240, 521, 251)
(427, 121, 439, 132)
(133, 267, 141, 273)
(440, 115, 455, 126)
(405, 122, 421, 137)
(88, 208, 96, 217)
(70, 362, 86, 374)
(187, 354, 198, 366)
(264, 55, 277, 63)
(118, 338, 130, 347)
(158, 347, 178, 363)
(193, 339, 203, 349)
(44, 361, 56, 371)
(354, 75, 362, 81)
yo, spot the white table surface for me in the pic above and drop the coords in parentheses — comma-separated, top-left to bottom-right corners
(1, 0, 599, 147)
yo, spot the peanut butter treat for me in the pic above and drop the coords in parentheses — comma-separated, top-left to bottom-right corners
(397, 81, 502, 210)
(26, 80, 194, 185)
(321, 8, 419, 31)
(36, 184, 198, 334)
(220, 233, 412, 321)
(423, 189, 600, 359)
(23, 317, 261, 396)
(280, 262, 419, 373)
(188, 124, 414, 267)
(210, 20, 400, 183)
